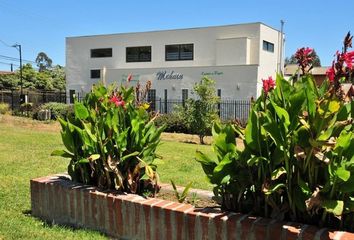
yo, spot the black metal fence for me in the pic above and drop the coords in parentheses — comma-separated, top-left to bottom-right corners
(0, 90, 66, 111)
(149, 98, 251, 122)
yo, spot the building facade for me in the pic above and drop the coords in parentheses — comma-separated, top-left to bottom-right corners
(66, 22, 284, 102)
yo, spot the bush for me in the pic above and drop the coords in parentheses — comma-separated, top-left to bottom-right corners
(155, 113, 189, 134)
(0, 103, 10, 115)
(34, 102, 73, 120)
(196, 33, 354, 231)
(52, 82, 164, 195)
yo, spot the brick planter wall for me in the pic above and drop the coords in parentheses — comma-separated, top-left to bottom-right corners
(30, 175, 354, 240)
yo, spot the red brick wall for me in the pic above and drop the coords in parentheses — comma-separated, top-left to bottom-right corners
(30, 175, 354, 240)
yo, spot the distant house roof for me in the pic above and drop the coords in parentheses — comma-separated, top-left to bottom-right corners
(0, 71, 15, 75)
(284, 64, 328, 76)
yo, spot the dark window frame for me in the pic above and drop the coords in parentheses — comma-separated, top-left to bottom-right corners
(263, 40, 274, 53)
(90, 69, 101, 79)
(165, 43, 194, 61)
(126, 46, 152, 62)
(90, 48, 113, 58)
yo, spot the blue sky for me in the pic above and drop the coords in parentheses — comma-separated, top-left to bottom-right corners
(0, 0, 353, 71)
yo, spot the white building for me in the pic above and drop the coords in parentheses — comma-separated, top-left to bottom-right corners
(66, 22, 284, 103)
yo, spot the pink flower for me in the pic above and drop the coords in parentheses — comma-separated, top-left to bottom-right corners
(326, 65, 335, 83)
(262, 76, 275, 95)
(127, 73, 132, 82)
(110, 95, 125, 107)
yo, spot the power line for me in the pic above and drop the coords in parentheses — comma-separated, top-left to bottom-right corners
(0, 61, 19, 67)
(0, 38, 12, 48)
(0, 54, 36, 64)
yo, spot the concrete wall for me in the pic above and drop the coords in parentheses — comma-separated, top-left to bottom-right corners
(66, 22, 281, 100)
(104, 65, 258, 100)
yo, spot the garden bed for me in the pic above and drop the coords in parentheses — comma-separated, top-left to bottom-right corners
(31, 175, 354, 240)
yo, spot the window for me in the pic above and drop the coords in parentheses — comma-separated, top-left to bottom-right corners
(126, 46, 151, 62)
(165, 44, 193, 61)
(263, 41, 274, 53)
(90, 69, 101, 79)
(69, 89, 75, 104)
(182, 89, 188, 101)
(91, 48, 112, 58)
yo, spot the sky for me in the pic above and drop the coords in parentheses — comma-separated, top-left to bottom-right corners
(0, 0, 353, 71)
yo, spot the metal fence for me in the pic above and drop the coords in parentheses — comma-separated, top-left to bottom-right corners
(0, 90, 66, 110)
(149, 98, 251, 122)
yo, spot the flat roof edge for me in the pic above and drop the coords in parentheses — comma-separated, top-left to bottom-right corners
(66, 22, 279, 39)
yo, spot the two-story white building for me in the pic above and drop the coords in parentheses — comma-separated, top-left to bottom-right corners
(66, 22, 284, 103)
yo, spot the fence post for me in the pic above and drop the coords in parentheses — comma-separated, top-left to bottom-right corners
(11, 90, 14, 111)
(159, 98, 162, 113)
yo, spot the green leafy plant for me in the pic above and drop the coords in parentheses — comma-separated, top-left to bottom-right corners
(178, 77, 219, 144)
(34, 102, 73, 120)
(170, 180, 193, 203)
(52, 82, 165, 195)
(0, 103, 10, 115)
(196, 33, 354, 231)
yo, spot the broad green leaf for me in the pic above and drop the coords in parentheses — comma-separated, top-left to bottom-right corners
(340, 176, 354, 193)
(88, 154, 100, 161)
(272, 101, 290, 129)
(335, 131, 352, 153)
(336, 167, 350, 182)
(271, 167, 286, 180)
(121, 151, 140, 162)
(74, 102, 89, 120)
(51, 149, 74, 158)
(245, 110, 260, 152)
(322, 200, 344, 216)
(264, 183, 286, 195)
(78, 158, 89, 164)
(247, 156, 269, 166)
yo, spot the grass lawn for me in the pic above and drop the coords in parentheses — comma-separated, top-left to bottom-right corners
(0, 115, 214, 239)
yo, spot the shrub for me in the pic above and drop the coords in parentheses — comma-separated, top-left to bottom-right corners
(0, 103, 10, 115)
(196, 33, 354, 231)
(34, 102, 73, 120)
(155, 113, 189, 134)
(178, 77, 220, 143)
(52, 82, 164, 195)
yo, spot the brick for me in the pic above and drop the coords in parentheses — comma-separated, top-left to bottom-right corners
(239, 216, 258, 239)
(250, 217, 272, 240)
(334, 231, 354, 240)
(226, 213, 246, 240)
(114, 197, 123, 237)
(300, 225, 319, 240)
(282, 222, 302, 240)
(266, 219, 284, 240)
(90, 191, 98, 228)
(106, 194, 116, 236)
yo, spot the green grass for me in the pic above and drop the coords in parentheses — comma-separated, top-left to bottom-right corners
(0, 118, 214, 239)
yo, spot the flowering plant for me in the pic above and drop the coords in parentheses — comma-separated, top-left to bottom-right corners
(197, 33, 354, 231)
(52, 82, 164, 195)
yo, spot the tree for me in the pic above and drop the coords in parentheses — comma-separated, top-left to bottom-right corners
(0, 73, 19, 90)
(50, 65, 66, 91)
(285, 49, 321, 67)
(35, 52, 53, 72)
(180, 77, 220, 144)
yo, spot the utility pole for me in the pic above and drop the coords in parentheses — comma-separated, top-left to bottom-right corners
(12, 44, 24, 103)
(279, 20, 285, 74)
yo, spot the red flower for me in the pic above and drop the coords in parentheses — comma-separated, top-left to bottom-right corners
(343, 51, 354, 69)
(127, 73, 132, 82)
(262, 76, 275, 95)
(326, 65, 335, 83)
(295, 47, 314, 72)
(110, 95, 125, 107)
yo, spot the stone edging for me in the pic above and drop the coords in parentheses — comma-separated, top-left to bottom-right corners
(30, 175, 354, 240)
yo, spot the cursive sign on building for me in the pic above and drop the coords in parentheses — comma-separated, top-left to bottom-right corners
(156, 70, 183, 80)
